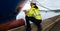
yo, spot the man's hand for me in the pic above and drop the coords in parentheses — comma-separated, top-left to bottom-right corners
(23, 10, 28, 14)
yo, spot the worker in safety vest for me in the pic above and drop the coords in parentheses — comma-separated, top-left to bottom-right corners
(24, 3, 42, 31)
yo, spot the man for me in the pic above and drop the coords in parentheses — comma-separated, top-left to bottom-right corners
(24, 3, 42, 31)
(0, 0, 27, 31)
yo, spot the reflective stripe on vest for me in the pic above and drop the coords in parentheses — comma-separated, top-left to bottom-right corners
(33, 9, 42, 20)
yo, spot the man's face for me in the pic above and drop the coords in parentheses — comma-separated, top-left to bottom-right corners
(30, 3, 35, 7)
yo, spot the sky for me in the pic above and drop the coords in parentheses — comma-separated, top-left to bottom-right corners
(16, 0, 60, 21)
(37, 0, 60, 10)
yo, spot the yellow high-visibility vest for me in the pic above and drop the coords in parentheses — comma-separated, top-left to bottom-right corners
(26, 7, 42, 20)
